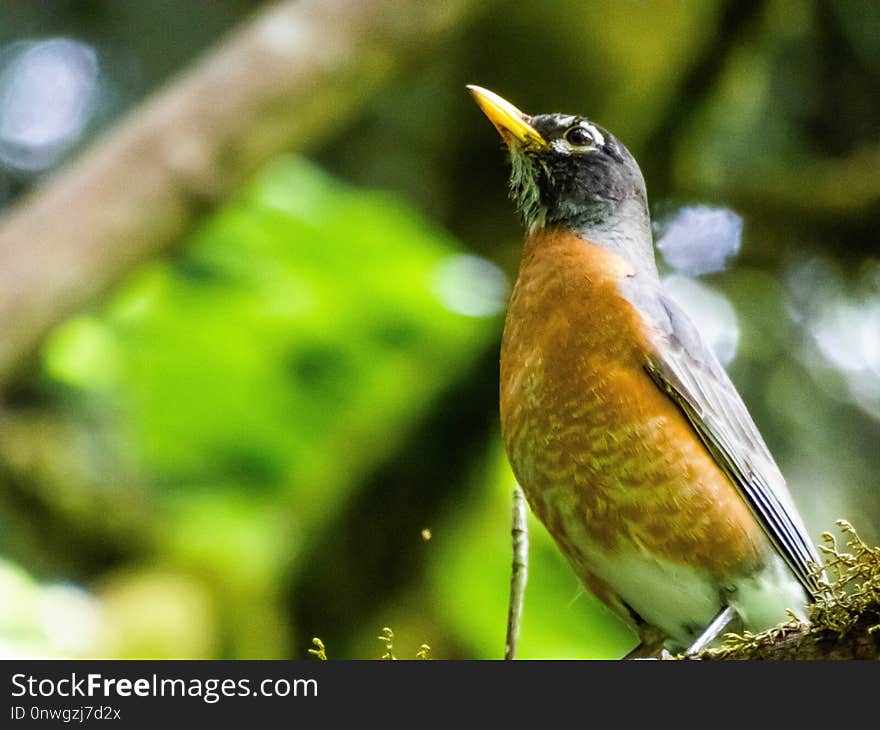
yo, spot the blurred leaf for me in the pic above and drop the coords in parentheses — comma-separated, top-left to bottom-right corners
(0, 560, 101, 658)
(432, 440, 636, 659)
(97, 568, 216, 659)
(40, 157, 501, 656)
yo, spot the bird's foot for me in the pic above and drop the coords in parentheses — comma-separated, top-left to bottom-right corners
(684, 606, 739, 657)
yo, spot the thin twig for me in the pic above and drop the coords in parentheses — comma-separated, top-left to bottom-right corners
(505, 485, 529, 660)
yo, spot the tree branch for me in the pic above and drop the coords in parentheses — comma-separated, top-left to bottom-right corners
(695, 613, 879, 660)
(0, 0, 497, 386)
(691, 521, 880, 660)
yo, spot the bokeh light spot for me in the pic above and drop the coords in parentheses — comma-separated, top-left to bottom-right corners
(656, 205, 742, 276)
(432, 254, 509, 317)
(0, 38, 99, 174)
(662, 274, 740, 366)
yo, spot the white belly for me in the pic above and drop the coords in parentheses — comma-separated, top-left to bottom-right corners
(559, 519, 808, 647)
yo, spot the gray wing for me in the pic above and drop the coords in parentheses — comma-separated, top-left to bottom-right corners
(636, 284, 822, 597)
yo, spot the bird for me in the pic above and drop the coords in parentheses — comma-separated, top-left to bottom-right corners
(467, 85, 821, 656)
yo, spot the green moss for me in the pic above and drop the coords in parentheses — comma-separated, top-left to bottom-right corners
(704, 520, 880, 659)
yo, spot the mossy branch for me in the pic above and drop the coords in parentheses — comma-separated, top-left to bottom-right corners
(691, 521, 880, 660)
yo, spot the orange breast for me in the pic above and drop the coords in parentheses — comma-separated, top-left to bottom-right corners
(500, 228, 765, 577)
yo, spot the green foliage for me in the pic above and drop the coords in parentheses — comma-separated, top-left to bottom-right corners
(704, 521, 880, 659)
(309, 632, 431, 660)
(0, 559, 109, 658)
(377, 627, 396, 660)
(308, 638, 327, 661)
(30, 158, 501, 658)
(813, 520, 880, 635)
(432, 441, 636, 659)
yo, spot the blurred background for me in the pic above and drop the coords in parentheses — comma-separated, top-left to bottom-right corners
(0, 0, 877, 659)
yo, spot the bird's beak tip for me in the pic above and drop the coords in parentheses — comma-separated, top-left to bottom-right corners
(466, 84, 545, 148)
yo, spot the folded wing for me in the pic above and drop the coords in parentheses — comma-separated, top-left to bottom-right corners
(638, 288, 822, 597)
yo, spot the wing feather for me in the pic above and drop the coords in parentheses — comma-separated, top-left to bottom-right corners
(638, 288, 822, 596)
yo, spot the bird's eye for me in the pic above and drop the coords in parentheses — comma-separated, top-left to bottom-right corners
(565, 126, 594, 147)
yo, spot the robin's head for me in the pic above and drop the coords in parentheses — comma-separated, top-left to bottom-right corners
(468, 85, 648, 238)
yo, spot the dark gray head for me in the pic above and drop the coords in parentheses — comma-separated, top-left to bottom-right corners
(519, 113, 647, 231)
(468, 86, 650, 244)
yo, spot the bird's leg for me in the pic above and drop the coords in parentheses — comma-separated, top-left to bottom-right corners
(624, 624, 668, 659)
(685, 606, 739, 657)
(504, 485, 529, 660)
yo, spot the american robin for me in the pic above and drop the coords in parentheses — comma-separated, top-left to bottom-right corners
(467, 85, 821, 655)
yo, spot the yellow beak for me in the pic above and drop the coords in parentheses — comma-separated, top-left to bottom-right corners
(467, 85, 546, 148)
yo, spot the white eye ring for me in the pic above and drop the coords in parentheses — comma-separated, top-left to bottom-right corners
(565, 127, 594, 146)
